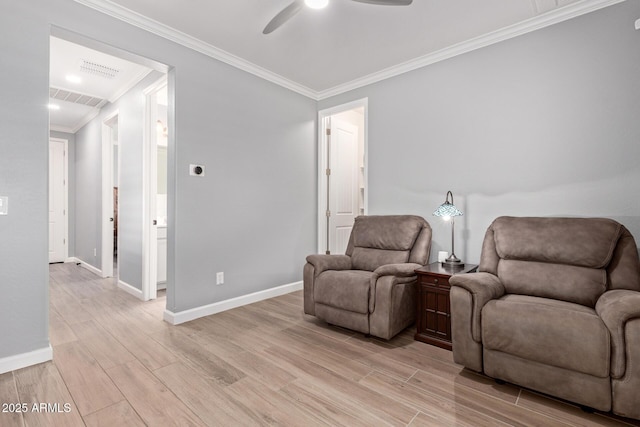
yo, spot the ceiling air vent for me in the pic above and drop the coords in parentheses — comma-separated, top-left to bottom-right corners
(79, 59, 120, 79)
(49, 87, 106, 108)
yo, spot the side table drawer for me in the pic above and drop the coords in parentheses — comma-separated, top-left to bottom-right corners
(419, 275, 450, 288)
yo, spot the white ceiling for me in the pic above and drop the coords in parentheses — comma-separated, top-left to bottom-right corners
(73, 0, 618, 99)
(49, 36, 152, 133)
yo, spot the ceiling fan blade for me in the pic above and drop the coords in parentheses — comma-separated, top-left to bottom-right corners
(350, 0, 412, 5)
(263, 1, 304, 34)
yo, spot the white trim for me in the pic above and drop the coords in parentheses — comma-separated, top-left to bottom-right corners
(109, 69, 153, 103)
(164, 281, 303, 325)
(73, 0, 622, 101)
(101, 110, 118, 279)
(118, 279, 144, 300)
(71, 258, 103, 276)
(317, 98, 369, 254)
(315, 0, 625, 99)
(0, 346, 53, 375)
(72, 0, 316, 99)
(142, 76, 168, 301)
(50, 108, 101, 134)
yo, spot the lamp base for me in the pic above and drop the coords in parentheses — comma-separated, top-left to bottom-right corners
(442, 254, 464, 268)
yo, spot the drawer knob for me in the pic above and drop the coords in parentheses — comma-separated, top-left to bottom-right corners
(433, 278, 438, 284)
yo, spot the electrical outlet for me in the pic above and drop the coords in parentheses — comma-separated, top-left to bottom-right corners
(94, 248, 97, 257)
(216, 272, 224, 285)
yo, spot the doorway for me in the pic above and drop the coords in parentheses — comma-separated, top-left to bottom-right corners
(318, 99, 368, 255)
(101, 112, 119, 279)
(49, 137, 68, 263)
(143, 77, 169, 300)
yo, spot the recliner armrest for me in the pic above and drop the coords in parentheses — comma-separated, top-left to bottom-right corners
(368, 263, 422, 322)
(596, 289, 640, 378)
(372, 263, 423, 278)
(305, 254, 352, 276)
(450, 272, 505, 342)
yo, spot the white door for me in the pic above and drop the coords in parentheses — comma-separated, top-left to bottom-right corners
(101, 113, 118, 278)
(143, 77, 168, 300)
(328, 118, 359, 254)
(49, 138, 67, 263)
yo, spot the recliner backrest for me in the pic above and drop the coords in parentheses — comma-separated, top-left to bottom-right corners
(346, 215, 431, 271)
(479, 216, 640, 307)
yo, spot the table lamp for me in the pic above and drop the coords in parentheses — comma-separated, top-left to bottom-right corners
(433, 191, 464, 267)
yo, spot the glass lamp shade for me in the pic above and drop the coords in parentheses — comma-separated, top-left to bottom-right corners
(432, 202, 463, 218)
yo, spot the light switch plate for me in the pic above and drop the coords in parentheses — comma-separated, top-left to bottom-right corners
(0, 196, 8, 215)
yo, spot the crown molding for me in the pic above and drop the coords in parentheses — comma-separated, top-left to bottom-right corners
(316, 0, 625, 99)
(109, 68, 152, 103)
(73, 0, 317, 99)
(74, 0, 623, 102)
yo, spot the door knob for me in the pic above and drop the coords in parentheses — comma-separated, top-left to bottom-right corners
(110, 217, 114, 222)
(153, 219, 157, 225)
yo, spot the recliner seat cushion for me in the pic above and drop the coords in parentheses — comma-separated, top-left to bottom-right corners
(482, 295, 610, 378)
(314, 270, 373, 314)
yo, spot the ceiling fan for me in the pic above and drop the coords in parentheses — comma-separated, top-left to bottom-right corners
(263, 0, 413, 34)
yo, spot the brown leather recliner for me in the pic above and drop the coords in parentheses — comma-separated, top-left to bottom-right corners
(450, 216, 640, 420)
(304, 215, 431, 340)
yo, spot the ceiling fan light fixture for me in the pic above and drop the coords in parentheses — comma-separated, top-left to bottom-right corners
(305, 0, 329, 9)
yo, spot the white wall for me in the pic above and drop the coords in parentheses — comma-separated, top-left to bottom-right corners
(319, 1, 640, 264)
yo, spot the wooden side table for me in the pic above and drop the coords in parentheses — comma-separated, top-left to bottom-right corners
(415, 262, 478, 350)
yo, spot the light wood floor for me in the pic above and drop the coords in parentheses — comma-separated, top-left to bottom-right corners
(1, 263, 639, 426)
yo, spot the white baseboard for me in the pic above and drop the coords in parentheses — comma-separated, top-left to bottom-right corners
(164, 281, 303, 325)
(0, 345, 53, 375)
(68, 257, 103, 276)
(118, 279, 144, 300)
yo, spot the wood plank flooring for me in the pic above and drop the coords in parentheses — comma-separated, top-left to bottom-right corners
(1, 262, 639, 426)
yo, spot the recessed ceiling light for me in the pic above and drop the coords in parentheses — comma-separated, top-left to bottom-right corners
(48, 103, 61, 110)
(66, 74, 82, 84)
(305, 0, 329, 9)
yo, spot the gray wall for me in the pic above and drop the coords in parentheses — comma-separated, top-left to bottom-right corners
(50, 130, 76, 259)
(0, 3, 50, 360)
(319, 1, 640, 264)
(1, 0, 316, 361)
(73, 121, 101, 269)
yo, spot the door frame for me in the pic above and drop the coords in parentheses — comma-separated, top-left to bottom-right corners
(49, 137, 69, 263)
(142, 76, 168, 301)
(101, 110, 119, 278)
(317, 98, 369, 254)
